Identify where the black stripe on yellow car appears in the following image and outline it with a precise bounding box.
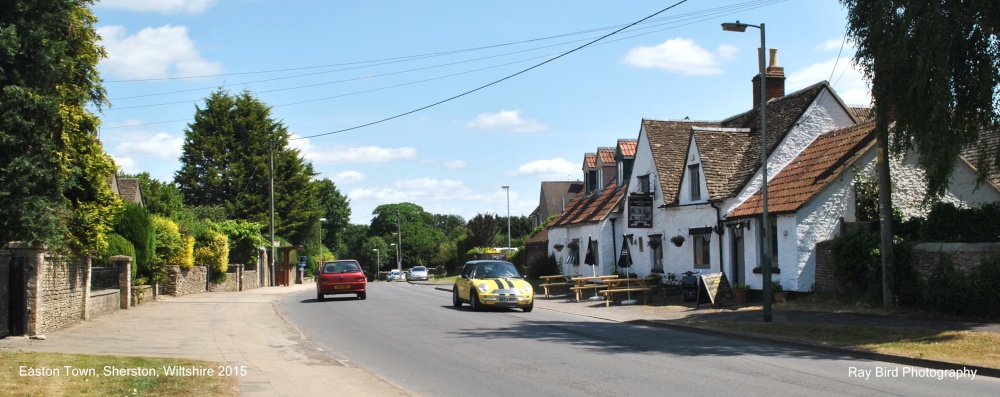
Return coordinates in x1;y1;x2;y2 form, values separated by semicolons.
493;279;504;289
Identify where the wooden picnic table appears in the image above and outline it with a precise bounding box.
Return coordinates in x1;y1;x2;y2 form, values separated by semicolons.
598;277;655;306
568;275;618;302
537;274;580;297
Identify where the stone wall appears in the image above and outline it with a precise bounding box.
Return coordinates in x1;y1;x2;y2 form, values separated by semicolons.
87;289;120;319
813;240;836;293
162;265;207;296
208;264;241;292
910;243;1000;277
36;253;89;334
132;285;153;305
813;241;1000;294
242;269;259;290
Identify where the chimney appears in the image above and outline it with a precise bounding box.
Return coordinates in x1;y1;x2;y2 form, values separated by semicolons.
751;48;785;108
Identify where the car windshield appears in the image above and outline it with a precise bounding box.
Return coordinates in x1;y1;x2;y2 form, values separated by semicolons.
412;266;426;272
324;262;359;273
473;263;521;279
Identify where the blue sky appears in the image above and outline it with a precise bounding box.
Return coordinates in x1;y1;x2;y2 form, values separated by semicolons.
92;0;869;225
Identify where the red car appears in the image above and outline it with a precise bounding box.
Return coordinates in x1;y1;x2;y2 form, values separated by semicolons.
316;260;367;300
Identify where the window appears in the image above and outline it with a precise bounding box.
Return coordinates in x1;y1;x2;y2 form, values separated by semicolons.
637;174;650;194
566;239;580;265
587;170;598;193
691;227;712;269
688;164;701;201
650;236;663;271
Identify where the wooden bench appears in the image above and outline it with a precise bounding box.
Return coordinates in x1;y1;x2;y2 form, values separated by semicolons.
569;284;608;302
598;287;652;307
539;282;574;297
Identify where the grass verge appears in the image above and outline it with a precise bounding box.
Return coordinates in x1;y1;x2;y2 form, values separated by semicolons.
678;319;1000;369
0;351;237;397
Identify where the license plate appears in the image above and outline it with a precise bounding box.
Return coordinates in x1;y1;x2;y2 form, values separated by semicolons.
334;285;350;289
499;297;516;303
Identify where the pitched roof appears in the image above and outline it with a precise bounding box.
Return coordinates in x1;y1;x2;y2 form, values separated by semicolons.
548;181;625;228
643;83;833;206
692;127;753;200
597;147;615;165
526;227;549;245
960;128;1000;189
850;106;873;122
537;181;584;221
728;121;877;218
617;139;637;159
583;153;596;170
117;178;143;205
718;82;830;198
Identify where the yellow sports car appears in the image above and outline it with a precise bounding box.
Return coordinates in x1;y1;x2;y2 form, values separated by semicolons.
452;260;533;312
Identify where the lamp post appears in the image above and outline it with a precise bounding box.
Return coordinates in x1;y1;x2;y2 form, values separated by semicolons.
316;218;327;264
501;185;511;251
396;210;402;271
372;248;379;280
390;243;399;273
722;20;773;323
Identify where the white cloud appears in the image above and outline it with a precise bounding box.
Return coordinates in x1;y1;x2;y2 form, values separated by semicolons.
508;158;577;178
816;38;851;52
98;25;223;80
291;136;417;165
349;178;474;203
110;131;184;160
442;160;468;169
97;0;217;15
788;57;871;107
331;170;366;184
466;110;547;133
622;38;735;76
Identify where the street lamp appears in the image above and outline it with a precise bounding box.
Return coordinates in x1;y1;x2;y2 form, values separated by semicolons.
372;248;379;280
316;218;327;264
390;243;400;273
502;185;510;251
722;20;773;323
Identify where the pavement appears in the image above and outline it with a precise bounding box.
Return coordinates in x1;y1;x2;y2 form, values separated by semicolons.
2;280;997;396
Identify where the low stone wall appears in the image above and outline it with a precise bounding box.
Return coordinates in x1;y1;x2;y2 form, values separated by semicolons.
242;269;259;290
162;265;207;296
87;289;120;319
132;285;153;306
209;264;241;292
814;241;1000;294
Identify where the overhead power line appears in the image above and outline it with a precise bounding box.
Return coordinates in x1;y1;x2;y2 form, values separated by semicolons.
293;0;691;140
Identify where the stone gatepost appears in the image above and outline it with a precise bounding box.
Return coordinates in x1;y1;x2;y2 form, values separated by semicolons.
111;255;132;309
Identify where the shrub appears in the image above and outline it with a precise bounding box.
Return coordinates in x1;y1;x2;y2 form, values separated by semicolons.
151;216;183;283
113;203;155;280
195;231;229;283
831;230;880;299
94;233;138;280
966;255;1000;321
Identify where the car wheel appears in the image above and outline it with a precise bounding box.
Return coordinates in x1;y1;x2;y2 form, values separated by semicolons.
357;292;366;300
470;291;480;311
522;301;533;313
452;288;462;307
316;291;325;301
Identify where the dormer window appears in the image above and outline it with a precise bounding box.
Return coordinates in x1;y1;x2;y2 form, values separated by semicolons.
637;174;650;195
688;164;702;201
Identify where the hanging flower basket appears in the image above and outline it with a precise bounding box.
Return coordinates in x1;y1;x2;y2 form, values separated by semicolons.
566;240;579;250
553;244;565;252
669;235;686;247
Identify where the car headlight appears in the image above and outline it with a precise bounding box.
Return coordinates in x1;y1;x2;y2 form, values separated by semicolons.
478;283;488;293
522;284;532;293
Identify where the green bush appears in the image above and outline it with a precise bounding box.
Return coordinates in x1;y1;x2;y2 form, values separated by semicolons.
113;203;155;280
966;255;1000;321
215;219;266;267
831;230;881;299
194;231;228;283
920;202;1000;243
151;216;184;283
94;233;138;281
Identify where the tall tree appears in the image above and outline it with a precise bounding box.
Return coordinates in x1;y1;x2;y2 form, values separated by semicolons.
0;0;121;254
316;178;351;256
842;0;1000;307
369;203;445;268
432;214;466;239
842;0;1000;198
174;88;321;245
466;213;498;248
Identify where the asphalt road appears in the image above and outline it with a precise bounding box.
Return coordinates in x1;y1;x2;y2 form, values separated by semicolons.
280;281;998;397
